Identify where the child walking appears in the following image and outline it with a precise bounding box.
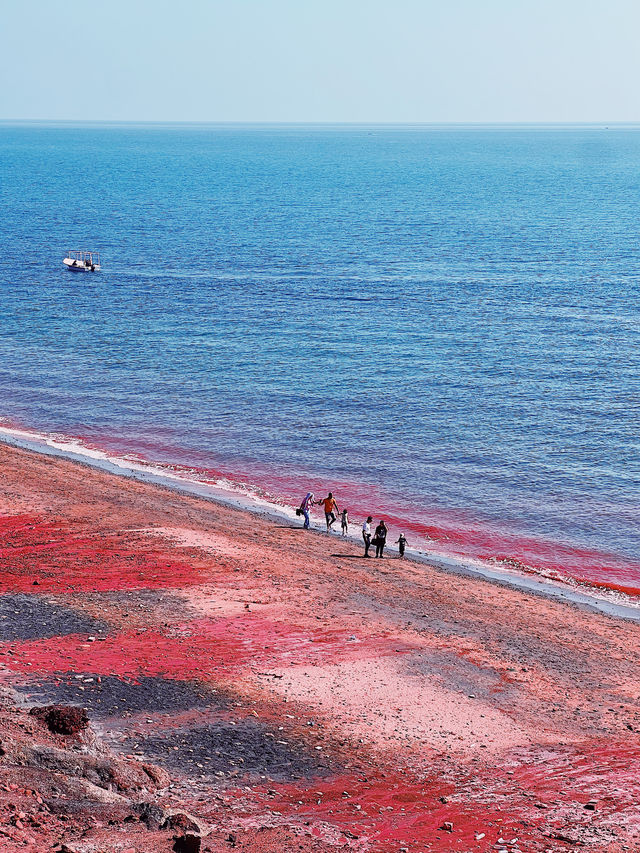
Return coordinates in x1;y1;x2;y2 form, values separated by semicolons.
395;533;407;558
340;508;349;535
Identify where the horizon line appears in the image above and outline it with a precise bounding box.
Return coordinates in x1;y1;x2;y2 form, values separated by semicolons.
1;119;639;128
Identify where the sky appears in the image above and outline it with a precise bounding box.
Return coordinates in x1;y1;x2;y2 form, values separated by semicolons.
1;0;639;123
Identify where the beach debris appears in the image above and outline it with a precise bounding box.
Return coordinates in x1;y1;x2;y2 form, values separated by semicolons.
439;820;453;832
29;705;88;736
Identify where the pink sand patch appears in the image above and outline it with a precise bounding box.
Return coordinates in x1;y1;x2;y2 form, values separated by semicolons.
143;526;254;562
255;656;534;759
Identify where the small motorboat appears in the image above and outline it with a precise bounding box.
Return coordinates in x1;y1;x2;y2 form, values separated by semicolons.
63;250;101;272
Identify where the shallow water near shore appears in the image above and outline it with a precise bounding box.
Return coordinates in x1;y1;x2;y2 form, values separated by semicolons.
1;122;639;594
3;424;640;624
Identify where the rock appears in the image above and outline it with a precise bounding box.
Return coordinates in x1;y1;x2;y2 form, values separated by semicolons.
439;821;453;832
142;763;171;788
552;830;581;844
173;834;201;853
584;800;597;810
30;705;88;735
19;742;164;795
162;810;208;834
135;801;165;829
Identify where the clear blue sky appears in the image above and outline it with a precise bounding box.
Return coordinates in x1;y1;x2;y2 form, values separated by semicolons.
2;0;639;122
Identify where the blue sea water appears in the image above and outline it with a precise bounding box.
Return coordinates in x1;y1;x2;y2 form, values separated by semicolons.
1;123;639;582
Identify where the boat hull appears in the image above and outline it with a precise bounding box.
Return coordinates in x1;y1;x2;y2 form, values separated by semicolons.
63;258;100;272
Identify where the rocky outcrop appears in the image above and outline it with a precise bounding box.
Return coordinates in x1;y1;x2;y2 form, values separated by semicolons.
29;705;89;735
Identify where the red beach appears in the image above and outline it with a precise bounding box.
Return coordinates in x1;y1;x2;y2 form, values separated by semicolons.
0;442;638;852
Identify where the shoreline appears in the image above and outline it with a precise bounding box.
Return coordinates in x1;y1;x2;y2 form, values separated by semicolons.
1;440;640;850
1;423;639;624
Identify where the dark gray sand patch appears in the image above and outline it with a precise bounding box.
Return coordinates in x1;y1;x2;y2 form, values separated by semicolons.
125;721;333;782
82;589;195;620
347;591;477;639
15;675;227;717
0;594;110;641
405;649;506;699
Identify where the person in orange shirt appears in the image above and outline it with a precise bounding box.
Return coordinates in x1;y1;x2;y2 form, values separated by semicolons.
316;492;339;532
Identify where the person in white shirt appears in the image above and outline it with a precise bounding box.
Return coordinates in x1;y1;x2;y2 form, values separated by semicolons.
362;516;373;557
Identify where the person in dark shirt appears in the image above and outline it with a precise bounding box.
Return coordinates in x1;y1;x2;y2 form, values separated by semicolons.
374;520;387;558
395;533;407;558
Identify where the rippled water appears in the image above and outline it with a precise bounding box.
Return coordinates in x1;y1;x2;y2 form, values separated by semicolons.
1;123;639;589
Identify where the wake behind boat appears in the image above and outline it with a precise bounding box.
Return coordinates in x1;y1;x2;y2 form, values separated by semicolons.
63;250;101;272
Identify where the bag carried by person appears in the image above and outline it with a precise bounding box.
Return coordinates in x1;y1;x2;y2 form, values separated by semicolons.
295;507;303;516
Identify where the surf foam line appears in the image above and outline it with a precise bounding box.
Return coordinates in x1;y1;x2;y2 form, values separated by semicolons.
1;422;639;624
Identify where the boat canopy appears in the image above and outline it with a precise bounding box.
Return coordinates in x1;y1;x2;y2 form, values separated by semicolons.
65;250;101;266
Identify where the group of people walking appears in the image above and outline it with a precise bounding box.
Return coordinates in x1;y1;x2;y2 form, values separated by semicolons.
297;492;407;559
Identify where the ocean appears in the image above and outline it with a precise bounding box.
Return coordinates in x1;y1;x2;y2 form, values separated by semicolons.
1;122;639;595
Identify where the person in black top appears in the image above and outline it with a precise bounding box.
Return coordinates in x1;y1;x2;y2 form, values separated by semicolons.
374;520;387;558
395;533;407;558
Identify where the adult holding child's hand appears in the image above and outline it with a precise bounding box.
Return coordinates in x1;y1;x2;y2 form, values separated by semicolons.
298;492;314;529
316;492;339;532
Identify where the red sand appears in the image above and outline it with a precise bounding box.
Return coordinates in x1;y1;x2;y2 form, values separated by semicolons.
1;442;640;852
18;414;640;596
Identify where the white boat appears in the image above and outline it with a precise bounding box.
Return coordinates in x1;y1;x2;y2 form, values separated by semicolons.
63;250;101;272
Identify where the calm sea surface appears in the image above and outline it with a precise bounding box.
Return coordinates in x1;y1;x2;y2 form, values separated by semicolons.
1;123;639;591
